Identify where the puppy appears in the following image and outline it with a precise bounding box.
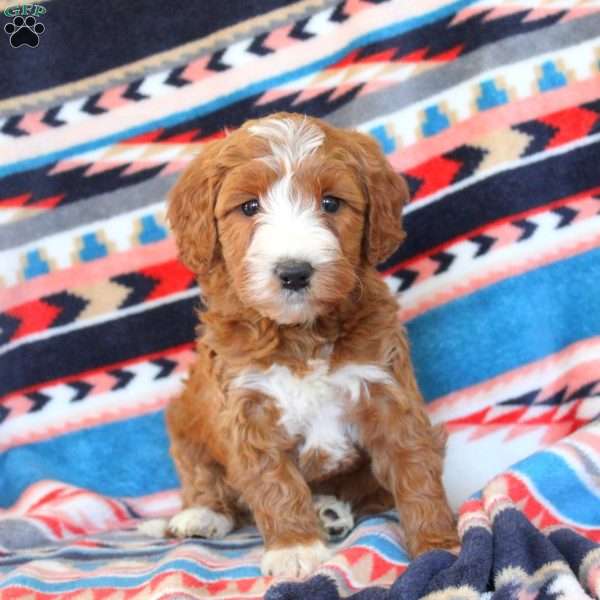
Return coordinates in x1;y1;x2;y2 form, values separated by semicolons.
165;112;458;578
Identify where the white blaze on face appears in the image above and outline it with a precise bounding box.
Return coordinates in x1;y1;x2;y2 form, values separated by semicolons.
248;116;325;174
245;118;341;323
248;174;339;269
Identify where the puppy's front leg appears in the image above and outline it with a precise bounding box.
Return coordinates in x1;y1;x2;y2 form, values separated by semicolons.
357;378;458;558
226;391;330;578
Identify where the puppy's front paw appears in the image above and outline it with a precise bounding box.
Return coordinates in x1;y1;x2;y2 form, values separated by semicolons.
261;540;331;578
313;495;354;540
137;518;169;538
167;507;233;539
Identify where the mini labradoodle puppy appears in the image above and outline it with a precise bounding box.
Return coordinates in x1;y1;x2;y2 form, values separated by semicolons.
165;112;458;577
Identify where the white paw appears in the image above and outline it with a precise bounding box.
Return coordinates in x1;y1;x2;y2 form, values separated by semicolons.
167;507;233;539
313;495;354;540
261;540;331;578
137;518;169;538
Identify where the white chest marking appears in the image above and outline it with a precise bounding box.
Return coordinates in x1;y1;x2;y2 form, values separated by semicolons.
233;361;392;469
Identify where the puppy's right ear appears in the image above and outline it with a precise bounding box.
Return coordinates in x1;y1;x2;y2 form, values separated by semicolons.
167;139;224;275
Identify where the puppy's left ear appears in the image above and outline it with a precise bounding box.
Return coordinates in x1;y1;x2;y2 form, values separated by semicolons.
349;131;409;265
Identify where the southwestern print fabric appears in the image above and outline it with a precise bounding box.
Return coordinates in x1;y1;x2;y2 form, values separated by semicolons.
1;0;599;598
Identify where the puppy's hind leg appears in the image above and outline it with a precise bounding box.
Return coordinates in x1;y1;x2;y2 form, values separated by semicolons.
313;495;354;541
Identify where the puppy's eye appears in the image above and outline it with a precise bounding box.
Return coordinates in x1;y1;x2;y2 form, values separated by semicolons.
321;196;341;213
241;199;260;217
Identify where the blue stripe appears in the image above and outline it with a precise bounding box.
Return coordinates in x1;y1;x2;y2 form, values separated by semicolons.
0;0;476;178
352;534;409;562
0;411;178;508
0;536;264;568
512;451;600;526
408;248;600;401
0;559;260;592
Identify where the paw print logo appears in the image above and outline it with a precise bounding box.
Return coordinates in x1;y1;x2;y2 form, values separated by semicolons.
4;15;45;48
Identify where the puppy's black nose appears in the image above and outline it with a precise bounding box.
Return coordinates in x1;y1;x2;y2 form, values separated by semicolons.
275;260;314;291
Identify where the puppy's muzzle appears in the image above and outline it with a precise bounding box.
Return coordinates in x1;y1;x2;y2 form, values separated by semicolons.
275;260;314;291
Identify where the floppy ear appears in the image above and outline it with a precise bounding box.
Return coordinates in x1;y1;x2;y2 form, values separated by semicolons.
349;131;409;265
167;140;224;275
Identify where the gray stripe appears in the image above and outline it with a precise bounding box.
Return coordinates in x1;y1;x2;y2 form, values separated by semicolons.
327;13;600;128
0;0;340;117
0;174;178;250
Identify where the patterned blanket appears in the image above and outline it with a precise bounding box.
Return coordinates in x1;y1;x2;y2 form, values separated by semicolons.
1;0;599;598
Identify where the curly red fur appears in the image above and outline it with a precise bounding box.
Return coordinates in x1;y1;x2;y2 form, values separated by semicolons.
166;113;458;572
